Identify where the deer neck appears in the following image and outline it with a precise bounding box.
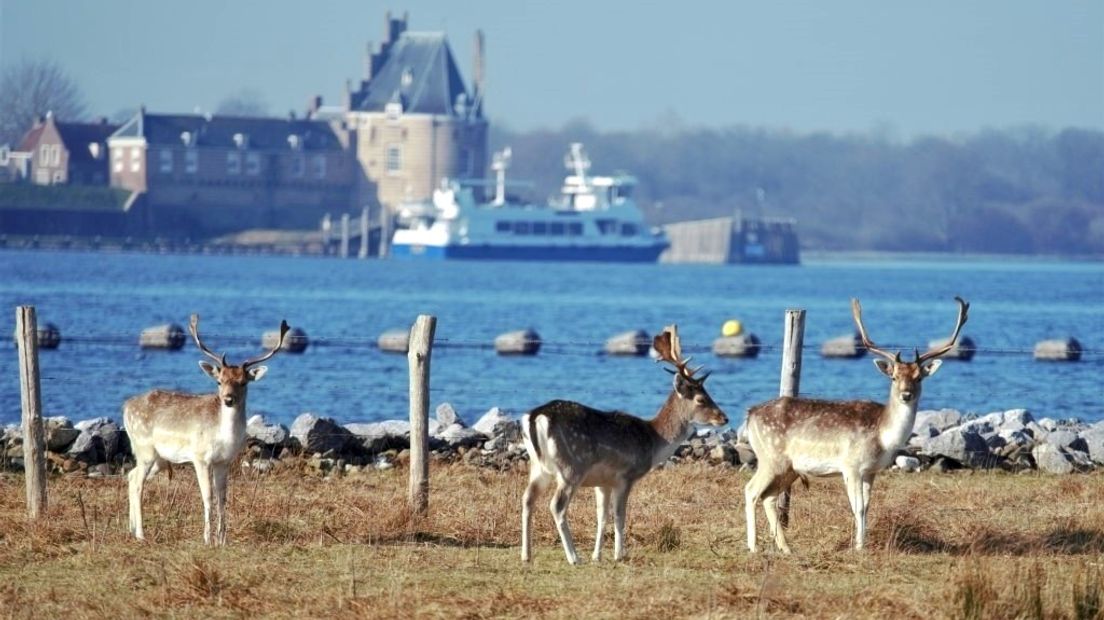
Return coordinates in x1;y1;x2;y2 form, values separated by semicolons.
648;392;695;467
217;394;248;446
880;386;920;451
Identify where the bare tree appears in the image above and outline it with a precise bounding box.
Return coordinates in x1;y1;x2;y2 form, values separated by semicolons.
215;89;270;117
0;58;88;146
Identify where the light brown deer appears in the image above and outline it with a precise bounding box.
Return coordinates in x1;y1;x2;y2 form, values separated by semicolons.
124;314;288;545
520;325;728;564
745;297;968;553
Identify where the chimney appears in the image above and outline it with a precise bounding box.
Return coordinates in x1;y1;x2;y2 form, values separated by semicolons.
473;30;485;101
306;95;323;118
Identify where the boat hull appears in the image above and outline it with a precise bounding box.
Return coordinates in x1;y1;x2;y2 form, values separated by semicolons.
391;242;666;262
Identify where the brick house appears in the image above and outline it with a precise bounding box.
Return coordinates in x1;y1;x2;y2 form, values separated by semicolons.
344;12;488;212
107;110;361;236
12;113;117;186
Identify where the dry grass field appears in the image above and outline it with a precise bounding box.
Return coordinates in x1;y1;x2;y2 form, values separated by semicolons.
1;462;1102;619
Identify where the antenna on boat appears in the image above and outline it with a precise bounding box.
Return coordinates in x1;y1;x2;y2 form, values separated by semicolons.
565;143;590;185
492;147;512;206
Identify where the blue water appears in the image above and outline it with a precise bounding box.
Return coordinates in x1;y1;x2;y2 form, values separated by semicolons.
0;250;1101;428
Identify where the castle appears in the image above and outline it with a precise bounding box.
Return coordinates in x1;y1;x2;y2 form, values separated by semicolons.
0;13;488;246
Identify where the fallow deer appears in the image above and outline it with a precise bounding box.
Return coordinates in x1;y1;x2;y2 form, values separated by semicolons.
520;325;728;564
744;296;968;553
124;314;289;545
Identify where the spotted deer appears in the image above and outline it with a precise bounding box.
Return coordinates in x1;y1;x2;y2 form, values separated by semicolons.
745;297;968;553
520;325;728;565
124;315;289;545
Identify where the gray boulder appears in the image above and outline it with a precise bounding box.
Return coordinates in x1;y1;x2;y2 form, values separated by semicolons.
1038;418;1059;432
913;409;964;435
67;420;123;464
1045;428;1087;452
1032;443;1076;474
1080;423;1104;464
436;403;465;427
473;407;518;440
75;417;112;432
895;455;921;472
436;423;484;448
918;428;989;466
246;415;289;447
290;413;354;454
45;416;81;452
345;421;411;453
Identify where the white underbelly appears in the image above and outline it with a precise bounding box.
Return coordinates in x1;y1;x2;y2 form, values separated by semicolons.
791;455;843;477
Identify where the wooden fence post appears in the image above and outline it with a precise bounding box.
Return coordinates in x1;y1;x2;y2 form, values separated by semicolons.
339;213;351;259
777;308;805;528
16;306;47;519
408;315;436;516
357;207;370;259
779;309;805;398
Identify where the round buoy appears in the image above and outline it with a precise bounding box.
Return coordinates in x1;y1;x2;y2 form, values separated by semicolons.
821;332;865;359
722;320;743;337
377;329;410;353
139;324;186;350
495;329;541;356
263;327;309;353
604;330;651;356
12;322;61;349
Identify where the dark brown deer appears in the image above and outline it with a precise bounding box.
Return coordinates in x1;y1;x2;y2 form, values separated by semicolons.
520;325;728;564
744;297;968;553
124;314;288;545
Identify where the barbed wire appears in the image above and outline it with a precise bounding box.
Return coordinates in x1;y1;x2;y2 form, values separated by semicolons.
26;333;1104;359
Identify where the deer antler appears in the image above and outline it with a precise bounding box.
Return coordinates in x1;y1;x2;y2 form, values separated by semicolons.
653;325;703;380
917;296;970;363
242;320;290;369
850;299;900;363
189;314;227;367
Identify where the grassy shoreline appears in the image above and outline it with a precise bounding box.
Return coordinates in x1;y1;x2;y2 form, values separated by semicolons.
1;463;1102;618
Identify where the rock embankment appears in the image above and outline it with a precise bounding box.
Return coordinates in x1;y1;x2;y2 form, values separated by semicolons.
2;406;1101;477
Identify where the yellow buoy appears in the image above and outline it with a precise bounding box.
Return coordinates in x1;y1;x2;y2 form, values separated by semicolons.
722;319;743;337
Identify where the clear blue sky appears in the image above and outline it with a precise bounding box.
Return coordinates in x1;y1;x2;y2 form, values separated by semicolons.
2;0;1101;136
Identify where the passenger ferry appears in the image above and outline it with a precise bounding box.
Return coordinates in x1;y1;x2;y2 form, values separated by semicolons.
390;144;669;262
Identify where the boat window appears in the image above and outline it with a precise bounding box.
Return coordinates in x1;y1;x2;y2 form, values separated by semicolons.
532;222;548;235
596;219;617;235
495;221;511;233
567;222;583;236
550;222;565;236
515;221;530;235
621;223;638;236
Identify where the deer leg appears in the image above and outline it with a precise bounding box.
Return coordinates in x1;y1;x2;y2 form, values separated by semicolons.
212;464;229;545
194;462;214;545
762;494;792;554
744;470;771;552
593;486;611;562
549;477;580;565
842;472;864;550
611;481;633;561
521;469;550;562
128;458;157;540
857;473;874;551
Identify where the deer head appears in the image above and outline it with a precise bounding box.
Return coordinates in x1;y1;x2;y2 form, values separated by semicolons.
852;297;969;405
190;314;290;408
653;325;728;426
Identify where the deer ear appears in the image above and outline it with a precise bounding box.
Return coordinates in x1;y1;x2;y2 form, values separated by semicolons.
673;373;694;399
921;359;943;377
198;361;220;381
248;366;268;382
872;359;894;378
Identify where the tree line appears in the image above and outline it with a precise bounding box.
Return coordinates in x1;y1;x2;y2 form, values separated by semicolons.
491;121;1104;256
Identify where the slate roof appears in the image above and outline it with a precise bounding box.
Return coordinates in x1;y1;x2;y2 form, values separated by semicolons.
111;112;344;151
55;122;119;163
350;32;474;116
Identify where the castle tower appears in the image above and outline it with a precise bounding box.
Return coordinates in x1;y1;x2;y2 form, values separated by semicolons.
346;14;488;213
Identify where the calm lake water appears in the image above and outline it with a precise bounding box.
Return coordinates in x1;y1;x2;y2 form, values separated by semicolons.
1;250;1101;428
